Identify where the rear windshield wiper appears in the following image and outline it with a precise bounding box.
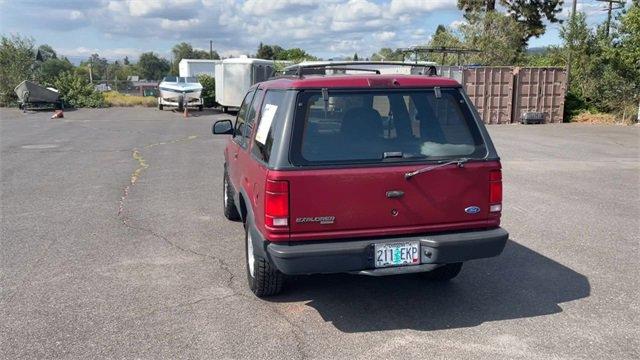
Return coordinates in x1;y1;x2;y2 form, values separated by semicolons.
383;152;428;160
405;158;470;179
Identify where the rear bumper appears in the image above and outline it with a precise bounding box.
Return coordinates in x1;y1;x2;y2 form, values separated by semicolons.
266;228;508;275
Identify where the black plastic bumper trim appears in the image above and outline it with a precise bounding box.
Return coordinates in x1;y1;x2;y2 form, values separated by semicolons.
267;227;508;275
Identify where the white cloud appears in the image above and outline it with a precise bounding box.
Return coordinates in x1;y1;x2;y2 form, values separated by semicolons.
374;31;396;42
333;0;382;22
160;18;201;30
389;0;457;15
241;0;318;16
126;0;197;16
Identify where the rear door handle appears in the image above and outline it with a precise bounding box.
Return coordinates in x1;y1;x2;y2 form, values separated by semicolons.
233;152;239;159
386;190;404;198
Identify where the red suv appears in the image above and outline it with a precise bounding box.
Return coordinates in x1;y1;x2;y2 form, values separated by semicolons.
212;63;508;297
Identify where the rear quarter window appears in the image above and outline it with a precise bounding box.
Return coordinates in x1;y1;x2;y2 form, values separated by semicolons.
252;90;287;163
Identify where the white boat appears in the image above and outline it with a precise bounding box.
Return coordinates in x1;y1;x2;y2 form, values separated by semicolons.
157;76;203;111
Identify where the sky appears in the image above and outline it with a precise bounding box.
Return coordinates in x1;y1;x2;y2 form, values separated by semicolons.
0;0;631;63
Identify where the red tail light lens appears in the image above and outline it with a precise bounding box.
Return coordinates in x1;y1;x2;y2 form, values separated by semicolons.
265;179;289;227
489;170;502;212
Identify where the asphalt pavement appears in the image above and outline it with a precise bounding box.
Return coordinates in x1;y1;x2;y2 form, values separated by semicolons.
1;107;638;359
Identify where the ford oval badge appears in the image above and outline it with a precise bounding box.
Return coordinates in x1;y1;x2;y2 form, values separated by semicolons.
465;206;481;214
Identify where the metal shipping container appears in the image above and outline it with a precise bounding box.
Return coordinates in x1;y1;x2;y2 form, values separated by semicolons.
463;67;515;124
513;67;567;123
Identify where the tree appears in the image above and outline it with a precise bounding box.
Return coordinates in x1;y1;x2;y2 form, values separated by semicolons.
353;53;359;61
457;0;563;46
138;52;170;80
616;2;639;78
556;4;639;119
37;44;57;61
171;42;210;74
459;11;527;65
80;53;108;80
192;49;210;59
425;25;465;65
256;42;275;59
38;58;74;85
370;48;404;61
123;56;130;65
0;35;36;104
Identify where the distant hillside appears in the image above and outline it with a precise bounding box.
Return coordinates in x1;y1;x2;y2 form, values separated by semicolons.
527;46;553;55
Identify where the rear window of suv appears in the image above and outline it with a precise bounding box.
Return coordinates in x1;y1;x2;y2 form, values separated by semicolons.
290;88;487;165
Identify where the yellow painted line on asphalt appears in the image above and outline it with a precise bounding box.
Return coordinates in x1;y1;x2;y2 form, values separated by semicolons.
118;135;198;217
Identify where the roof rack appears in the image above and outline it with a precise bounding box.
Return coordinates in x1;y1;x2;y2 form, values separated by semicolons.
278;61;438;79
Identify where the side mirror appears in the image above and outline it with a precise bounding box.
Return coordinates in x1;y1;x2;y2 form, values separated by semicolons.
212;119;234;135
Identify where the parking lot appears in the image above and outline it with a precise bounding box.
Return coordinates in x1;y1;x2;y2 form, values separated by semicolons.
1;107;638;359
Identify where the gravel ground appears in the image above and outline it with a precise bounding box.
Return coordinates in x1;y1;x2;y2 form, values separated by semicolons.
1;107;638;359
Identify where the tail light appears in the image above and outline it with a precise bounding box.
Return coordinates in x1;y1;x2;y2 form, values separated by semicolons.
265;179;289;227
489;170;502;213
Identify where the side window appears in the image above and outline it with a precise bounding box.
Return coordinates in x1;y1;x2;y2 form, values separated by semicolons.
252;90;286;163
244;89;264;145
234;89;256;145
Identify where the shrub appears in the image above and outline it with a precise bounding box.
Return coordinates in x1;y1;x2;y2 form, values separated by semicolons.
0;35;36;106
572;112;620;125
563;90;590;122
103;91;156;107
197;74;216;108
53;71;104;108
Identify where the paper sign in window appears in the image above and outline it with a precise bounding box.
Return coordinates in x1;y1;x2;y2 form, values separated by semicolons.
255;104;277;144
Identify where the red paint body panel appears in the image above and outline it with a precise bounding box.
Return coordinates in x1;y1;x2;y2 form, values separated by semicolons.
263;161;502;242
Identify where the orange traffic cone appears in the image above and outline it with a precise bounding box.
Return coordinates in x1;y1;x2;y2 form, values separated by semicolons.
51;110;64;119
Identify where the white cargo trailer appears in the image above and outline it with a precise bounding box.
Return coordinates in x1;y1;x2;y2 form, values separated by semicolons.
178;59;221;78
215;57;275;112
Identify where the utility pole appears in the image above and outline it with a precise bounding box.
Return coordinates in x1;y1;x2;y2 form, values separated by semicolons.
210;40;213;60
596;0;625;37
566;0;577;94
88;63;93;84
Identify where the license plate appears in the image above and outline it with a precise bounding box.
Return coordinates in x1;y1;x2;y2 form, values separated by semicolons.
374;241;420;268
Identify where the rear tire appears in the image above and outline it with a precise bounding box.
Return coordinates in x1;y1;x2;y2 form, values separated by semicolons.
245;220;284;297
158;102;163;110
198;105;203;111
421;263;463;281
223;166;241;221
